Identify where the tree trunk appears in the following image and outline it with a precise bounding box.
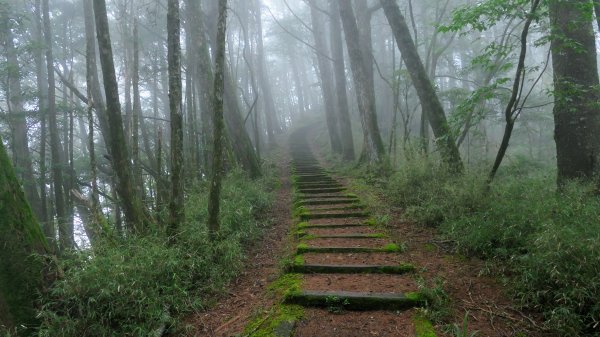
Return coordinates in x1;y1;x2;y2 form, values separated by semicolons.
93;0;150;233
380;0;463;171
208;0;228;238
339;0;386;165
0;137;48;333
167;0;184;239
549;0;600;184
253;0;278;146
308;0;343;155
43;0;72;250
0;6;43;221
330;0;355;161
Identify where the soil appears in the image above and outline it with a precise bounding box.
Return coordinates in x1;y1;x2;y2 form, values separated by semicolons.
303;252;406;266
301;274;418;293
184;149;293;337
294;308;416;337
304;237;389;248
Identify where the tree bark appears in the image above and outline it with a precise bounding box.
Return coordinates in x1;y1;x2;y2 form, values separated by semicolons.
93;0;150;233
339;0;386;165
208;0;228;239
0;137;48;332
549;0;600;184
329;0;355;161
43;0;72;250
167;0;184;239
309;0;343;155
380;0;463;171
254;0;278;146
0;4;43;221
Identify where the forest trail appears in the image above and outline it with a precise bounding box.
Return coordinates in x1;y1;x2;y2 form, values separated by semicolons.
284;128;432;336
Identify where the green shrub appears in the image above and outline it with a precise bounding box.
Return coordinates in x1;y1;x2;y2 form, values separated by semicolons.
381;156;600;335
38;169;274;336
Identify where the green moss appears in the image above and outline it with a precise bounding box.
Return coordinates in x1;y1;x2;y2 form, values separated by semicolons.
405;292;424;303
413;314;437;337
299;234;316;241
369;233;387;238
243;304;304;337
294;255;304;266
268;273;302;297
423;243;436;252
292;206;310;219
296;222;309;229
365;217;378;226
345;193;358;198
382;243;403;252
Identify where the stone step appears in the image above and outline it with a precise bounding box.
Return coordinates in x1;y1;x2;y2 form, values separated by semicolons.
296;199;360;206
299;194;357;200
305;205;366;212
296;183;343;189
300;233;383;239
298;223;369;229
286;263;415;274
297;244;401;254
298;187;346;194
300;212;369;220
284;290;423;311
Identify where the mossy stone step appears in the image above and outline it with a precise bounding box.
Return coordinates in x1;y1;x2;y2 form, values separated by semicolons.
296;183;343;189
284;290;423;311
305;205;366;212
299;194;357;200
296;199;360;206
297;223;368;229
297;244;401;254
301;233;384;239
286;263;415;274
300;212;369;220
298;187;345;194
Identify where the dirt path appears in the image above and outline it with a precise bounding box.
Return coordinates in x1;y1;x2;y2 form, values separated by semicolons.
185;148;293;336
189;129;550;336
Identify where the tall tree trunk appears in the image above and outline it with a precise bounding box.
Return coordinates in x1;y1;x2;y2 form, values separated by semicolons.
380;0;463;171
93;0;150;233
208;0;228;238
549;0;600;184
0;137;48;333
330;0;355;161
167;0;184;238
253;0;278;146
339;0;386;165
0;4;43;220
43;0;72;250
33;0;50;237
308;0;343;155
132;18;143;197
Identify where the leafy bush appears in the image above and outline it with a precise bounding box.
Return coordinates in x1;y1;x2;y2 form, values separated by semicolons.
383;157;600;336
37;169;274;336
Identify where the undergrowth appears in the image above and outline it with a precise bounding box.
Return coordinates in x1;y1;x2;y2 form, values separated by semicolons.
382;155;600;336
36;169;276;337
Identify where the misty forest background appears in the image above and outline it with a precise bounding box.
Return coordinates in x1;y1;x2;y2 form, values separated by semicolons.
1;0;599;336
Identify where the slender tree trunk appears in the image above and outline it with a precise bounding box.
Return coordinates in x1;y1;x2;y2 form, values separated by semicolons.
330;0;355;161
0;6;43;221
339;0;386;165
43;0;72;250
0;137;48;332
132;18;143;197
93;0;150;233
254;0;278;146
167;0;184;239
308;0;342;155
33;0;50;237
380;0;463;171
208;0;228;239
550;0;600;185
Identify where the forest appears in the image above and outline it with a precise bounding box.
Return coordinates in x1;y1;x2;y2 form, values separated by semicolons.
0;0;599;336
